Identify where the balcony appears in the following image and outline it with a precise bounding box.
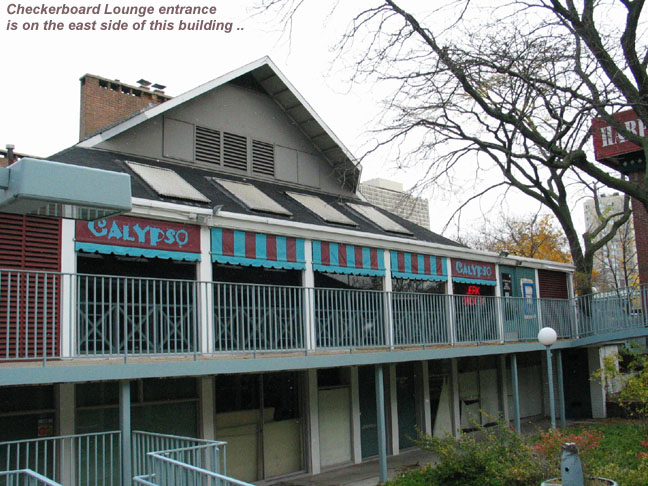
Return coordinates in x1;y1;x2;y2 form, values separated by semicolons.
1;268;646;365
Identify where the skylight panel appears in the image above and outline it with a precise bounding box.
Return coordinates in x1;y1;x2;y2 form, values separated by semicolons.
211;178;292;216
126;161;210;203
347;202;413;235
286;192;357;226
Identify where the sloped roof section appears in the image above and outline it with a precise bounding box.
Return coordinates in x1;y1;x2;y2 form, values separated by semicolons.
77;56;361;191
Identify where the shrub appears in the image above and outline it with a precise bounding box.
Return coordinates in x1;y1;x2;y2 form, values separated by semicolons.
533;428;601;471
388;422;548;486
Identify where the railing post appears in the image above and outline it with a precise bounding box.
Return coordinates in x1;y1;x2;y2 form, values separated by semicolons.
447;274;456;346
303;240;316;351
494;269;504;343
60;219;76;359
383;251;394;349
198;227;214;355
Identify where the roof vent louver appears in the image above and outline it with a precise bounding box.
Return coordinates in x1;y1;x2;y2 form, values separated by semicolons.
252;140;274;176
195;126;221;165
223;132;248;172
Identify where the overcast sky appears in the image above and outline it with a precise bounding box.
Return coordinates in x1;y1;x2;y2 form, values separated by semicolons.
0;0;575;236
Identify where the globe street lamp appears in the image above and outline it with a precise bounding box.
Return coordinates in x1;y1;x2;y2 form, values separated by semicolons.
538;327;558;429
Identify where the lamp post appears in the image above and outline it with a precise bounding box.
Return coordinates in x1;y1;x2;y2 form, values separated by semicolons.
538;327;558;429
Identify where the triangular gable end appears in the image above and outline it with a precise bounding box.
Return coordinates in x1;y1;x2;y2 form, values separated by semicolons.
78;57;361;192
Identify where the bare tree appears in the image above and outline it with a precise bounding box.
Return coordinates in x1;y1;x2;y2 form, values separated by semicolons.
258;0;643;293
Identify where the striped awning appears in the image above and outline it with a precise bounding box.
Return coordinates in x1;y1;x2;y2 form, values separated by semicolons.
312;241;385;276
211;228;305;270
75;242;201;262
390;251;448;281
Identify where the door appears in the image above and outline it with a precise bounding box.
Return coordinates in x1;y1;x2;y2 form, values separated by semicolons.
358;366;378;458
396;362;419;449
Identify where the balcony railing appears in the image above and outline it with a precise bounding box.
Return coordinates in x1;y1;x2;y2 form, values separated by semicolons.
0;470;63;486
1;269;647;362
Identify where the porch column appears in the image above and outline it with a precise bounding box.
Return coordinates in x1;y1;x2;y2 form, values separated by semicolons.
510;354;521;434
198;226;213;355
556;350;567;428
303;240;316;351
375;364;388;484
199;377;215;440
447;274;456;346
389;364;399;455
498;355;510;422
588;347;607;418
307;369;321;474
56;383;75;485
119;381;132;486
421;361;432;436
350;366;362;464
450;359;460;437
60;219;76;358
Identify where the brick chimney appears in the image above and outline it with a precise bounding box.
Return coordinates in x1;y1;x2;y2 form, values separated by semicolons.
79;74;172;141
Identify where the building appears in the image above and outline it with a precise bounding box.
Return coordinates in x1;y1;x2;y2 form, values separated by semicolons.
583;193;639;290
359;178;430;229
1;57;646;486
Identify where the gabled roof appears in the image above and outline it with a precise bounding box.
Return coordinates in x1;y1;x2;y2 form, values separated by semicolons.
77;56;362;190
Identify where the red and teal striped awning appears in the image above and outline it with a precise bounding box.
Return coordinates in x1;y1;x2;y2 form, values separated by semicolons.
211;228;305;270
312;240;385;276
390;251;448;281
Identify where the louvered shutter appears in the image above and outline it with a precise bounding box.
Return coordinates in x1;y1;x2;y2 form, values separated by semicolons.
195;126;221;165
537;270;569;299
223;132;248;171
252;140;274;176
0;213;61;359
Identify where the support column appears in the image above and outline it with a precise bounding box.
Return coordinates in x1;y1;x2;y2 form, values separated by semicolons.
198;226;213;355
350;366;362;464
421;361;432;436
556;350;566;428
498;355;510;422
546;347;556;429
60;219;76;358
56;383;75;485
307;369;321;474
447;274;456;346
199;377;215;440
119;381;132;486
375;365;388;484
588;347;607;418
389;364;399;455
450;359;461;437
303;240;316;351
510;354;521;434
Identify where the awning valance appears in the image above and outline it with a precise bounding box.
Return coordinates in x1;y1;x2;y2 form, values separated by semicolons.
312;241;385;276
390;251;448;281
75;216;201;262
211;228;305;270
75;242;201;262
451;258;497;286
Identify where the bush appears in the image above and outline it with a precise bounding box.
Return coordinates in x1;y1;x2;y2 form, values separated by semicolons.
388;422;548;486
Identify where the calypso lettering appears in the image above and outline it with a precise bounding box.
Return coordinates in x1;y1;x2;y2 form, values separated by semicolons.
454;261;493;279
87;219;189;247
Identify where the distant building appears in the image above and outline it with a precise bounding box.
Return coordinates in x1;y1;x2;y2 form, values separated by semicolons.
583;193;639;289
359;178;430;229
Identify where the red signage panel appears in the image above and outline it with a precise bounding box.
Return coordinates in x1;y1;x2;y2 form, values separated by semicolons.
451;258;496;281
76;216;201;253
592;110;645;161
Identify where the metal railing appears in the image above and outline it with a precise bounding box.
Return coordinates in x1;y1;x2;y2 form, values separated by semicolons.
313;288;386;348
132;432;226;479
0;469;63;486
2;268;648;362
0;432;120;486
212;282;304;353
76;275;199;358
133;443;252;486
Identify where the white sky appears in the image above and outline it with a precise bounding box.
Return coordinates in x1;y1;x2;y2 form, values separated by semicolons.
0;0;582;236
